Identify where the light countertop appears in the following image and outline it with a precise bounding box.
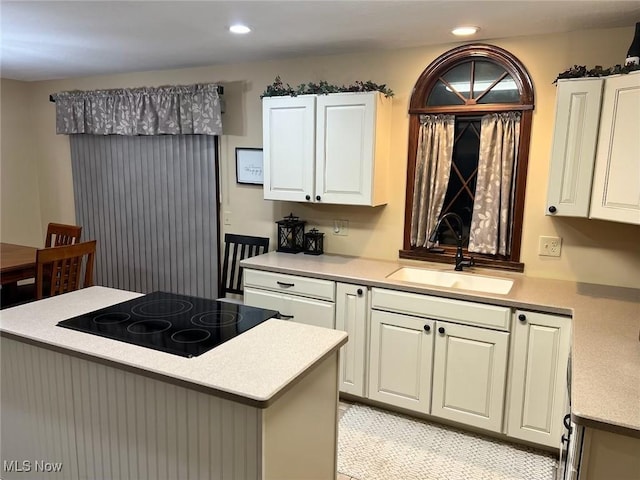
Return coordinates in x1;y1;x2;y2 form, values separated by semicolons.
241;252;640;437
0;286;347;408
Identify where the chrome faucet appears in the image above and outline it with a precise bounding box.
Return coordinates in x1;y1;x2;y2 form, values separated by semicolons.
428;212;475;271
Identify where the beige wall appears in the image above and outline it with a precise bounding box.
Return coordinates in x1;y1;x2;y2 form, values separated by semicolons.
0;79;43;246
2;26;639;287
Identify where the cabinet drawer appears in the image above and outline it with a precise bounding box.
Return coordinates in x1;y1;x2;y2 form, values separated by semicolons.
245;287;335;329
244;270;335;301
371;288;510;331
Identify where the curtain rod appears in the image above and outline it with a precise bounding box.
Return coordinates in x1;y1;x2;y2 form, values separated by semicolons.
49;85;224;102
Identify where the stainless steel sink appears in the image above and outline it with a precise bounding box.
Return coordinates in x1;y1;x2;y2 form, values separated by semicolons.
386;267;514;295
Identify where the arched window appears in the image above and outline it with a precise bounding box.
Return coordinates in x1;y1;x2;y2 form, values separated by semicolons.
401;44;534;271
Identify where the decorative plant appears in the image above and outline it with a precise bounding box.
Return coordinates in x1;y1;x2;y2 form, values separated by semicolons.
554;63;640;83
261;76;394;98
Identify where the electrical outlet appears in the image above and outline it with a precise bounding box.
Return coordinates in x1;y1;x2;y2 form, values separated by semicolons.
538;236;562;257
223;211;231;226
333;219;349;236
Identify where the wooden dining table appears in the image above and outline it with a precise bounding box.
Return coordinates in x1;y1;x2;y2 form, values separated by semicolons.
1;242;38;286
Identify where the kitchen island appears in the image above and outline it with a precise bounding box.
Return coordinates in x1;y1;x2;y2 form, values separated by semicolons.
0;287;347;480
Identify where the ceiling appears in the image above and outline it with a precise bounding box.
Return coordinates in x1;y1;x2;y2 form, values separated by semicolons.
2;1;639;82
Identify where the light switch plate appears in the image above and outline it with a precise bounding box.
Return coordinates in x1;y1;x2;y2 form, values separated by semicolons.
538;236;562;257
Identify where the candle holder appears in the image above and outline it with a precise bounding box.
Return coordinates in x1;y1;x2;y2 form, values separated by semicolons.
304;228;324;255
276;213;306;253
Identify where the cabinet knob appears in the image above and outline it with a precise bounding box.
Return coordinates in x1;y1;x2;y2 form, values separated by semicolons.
305;194;311;201
423;324;431;333
548;206;557;214
518;314;526;322
316;195;321;201
357;288;363;296
438;326;445;334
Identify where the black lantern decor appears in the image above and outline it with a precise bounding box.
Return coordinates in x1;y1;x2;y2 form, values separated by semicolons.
276;213;306;253
304;228;324;255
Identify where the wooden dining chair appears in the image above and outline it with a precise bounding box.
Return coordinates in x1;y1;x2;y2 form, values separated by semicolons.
45;222;82;247
219;234;269;300
35;240;96;300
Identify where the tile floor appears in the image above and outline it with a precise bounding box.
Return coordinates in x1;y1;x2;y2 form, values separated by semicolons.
337;401;359;480
336;400;555;480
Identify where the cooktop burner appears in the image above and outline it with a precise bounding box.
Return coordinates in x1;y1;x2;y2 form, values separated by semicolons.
57;291;279;358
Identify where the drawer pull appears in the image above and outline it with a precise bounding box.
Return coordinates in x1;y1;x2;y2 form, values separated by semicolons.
277;281;295;288
279;314;294;320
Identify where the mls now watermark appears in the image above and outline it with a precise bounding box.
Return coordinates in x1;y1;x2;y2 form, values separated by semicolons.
3;460;63;473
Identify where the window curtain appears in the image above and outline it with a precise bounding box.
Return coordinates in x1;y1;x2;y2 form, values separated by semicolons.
410;114;455;247
52;84;222;136
468;112;521;255
69;134;219;298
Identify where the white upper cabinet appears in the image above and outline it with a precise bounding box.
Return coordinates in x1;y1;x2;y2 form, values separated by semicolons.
589;72;640;224
262;95;316;202
546;72;640;224
262;92;391;206
546;78;604;217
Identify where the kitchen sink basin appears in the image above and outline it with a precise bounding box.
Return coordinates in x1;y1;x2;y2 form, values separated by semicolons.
386;267;514;295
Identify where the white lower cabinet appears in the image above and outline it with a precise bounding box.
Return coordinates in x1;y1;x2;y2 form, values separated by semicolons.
367;287;511;433
335;283;368;396
507;310;571;448
243;269;336;329
242;270;572;448
244;287;335;329
368;310;434;412
431;321;509;433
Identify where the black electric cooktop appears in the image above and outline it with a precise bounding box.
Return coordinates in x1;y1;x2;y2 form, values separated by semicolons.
57;291;279;358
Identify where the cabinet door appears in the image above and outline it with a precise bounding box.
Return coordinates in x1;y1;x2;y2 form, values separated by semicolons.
262;95;316;201
507;311;570;448
547;78;604;217
432;322;509;433
590;72;640;224
335;283;368;396
368;310;433;412
244;287;335;329
315;92;389;206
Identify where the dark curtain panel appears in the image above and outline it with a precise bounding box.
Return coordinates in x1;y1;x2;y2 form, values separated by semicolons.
70;134;219;298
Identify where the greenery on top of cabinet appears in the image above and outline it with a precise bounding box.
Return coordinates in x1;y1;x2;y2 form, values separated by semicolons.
261;76;394;98
554;63;640;83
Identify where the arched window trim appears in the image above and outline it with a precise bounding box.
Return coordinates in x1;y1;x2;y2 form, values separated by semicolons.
400;44;535;272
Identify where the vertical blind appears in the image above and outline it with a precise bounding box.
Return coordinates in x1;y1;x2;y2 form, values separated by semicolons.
70;134;218;298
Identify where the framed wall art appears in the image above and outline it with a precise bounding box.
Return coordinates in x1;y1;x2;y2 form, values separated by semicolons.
235;147;264;185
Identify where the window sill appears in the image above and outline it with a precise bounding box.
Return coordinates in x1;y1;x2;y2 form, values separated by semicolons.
399;248;525;273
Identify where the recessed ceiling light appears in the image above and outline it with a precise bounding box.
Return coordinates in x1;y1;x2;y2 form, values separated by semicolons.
451;26;479;36
229;24;251;34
